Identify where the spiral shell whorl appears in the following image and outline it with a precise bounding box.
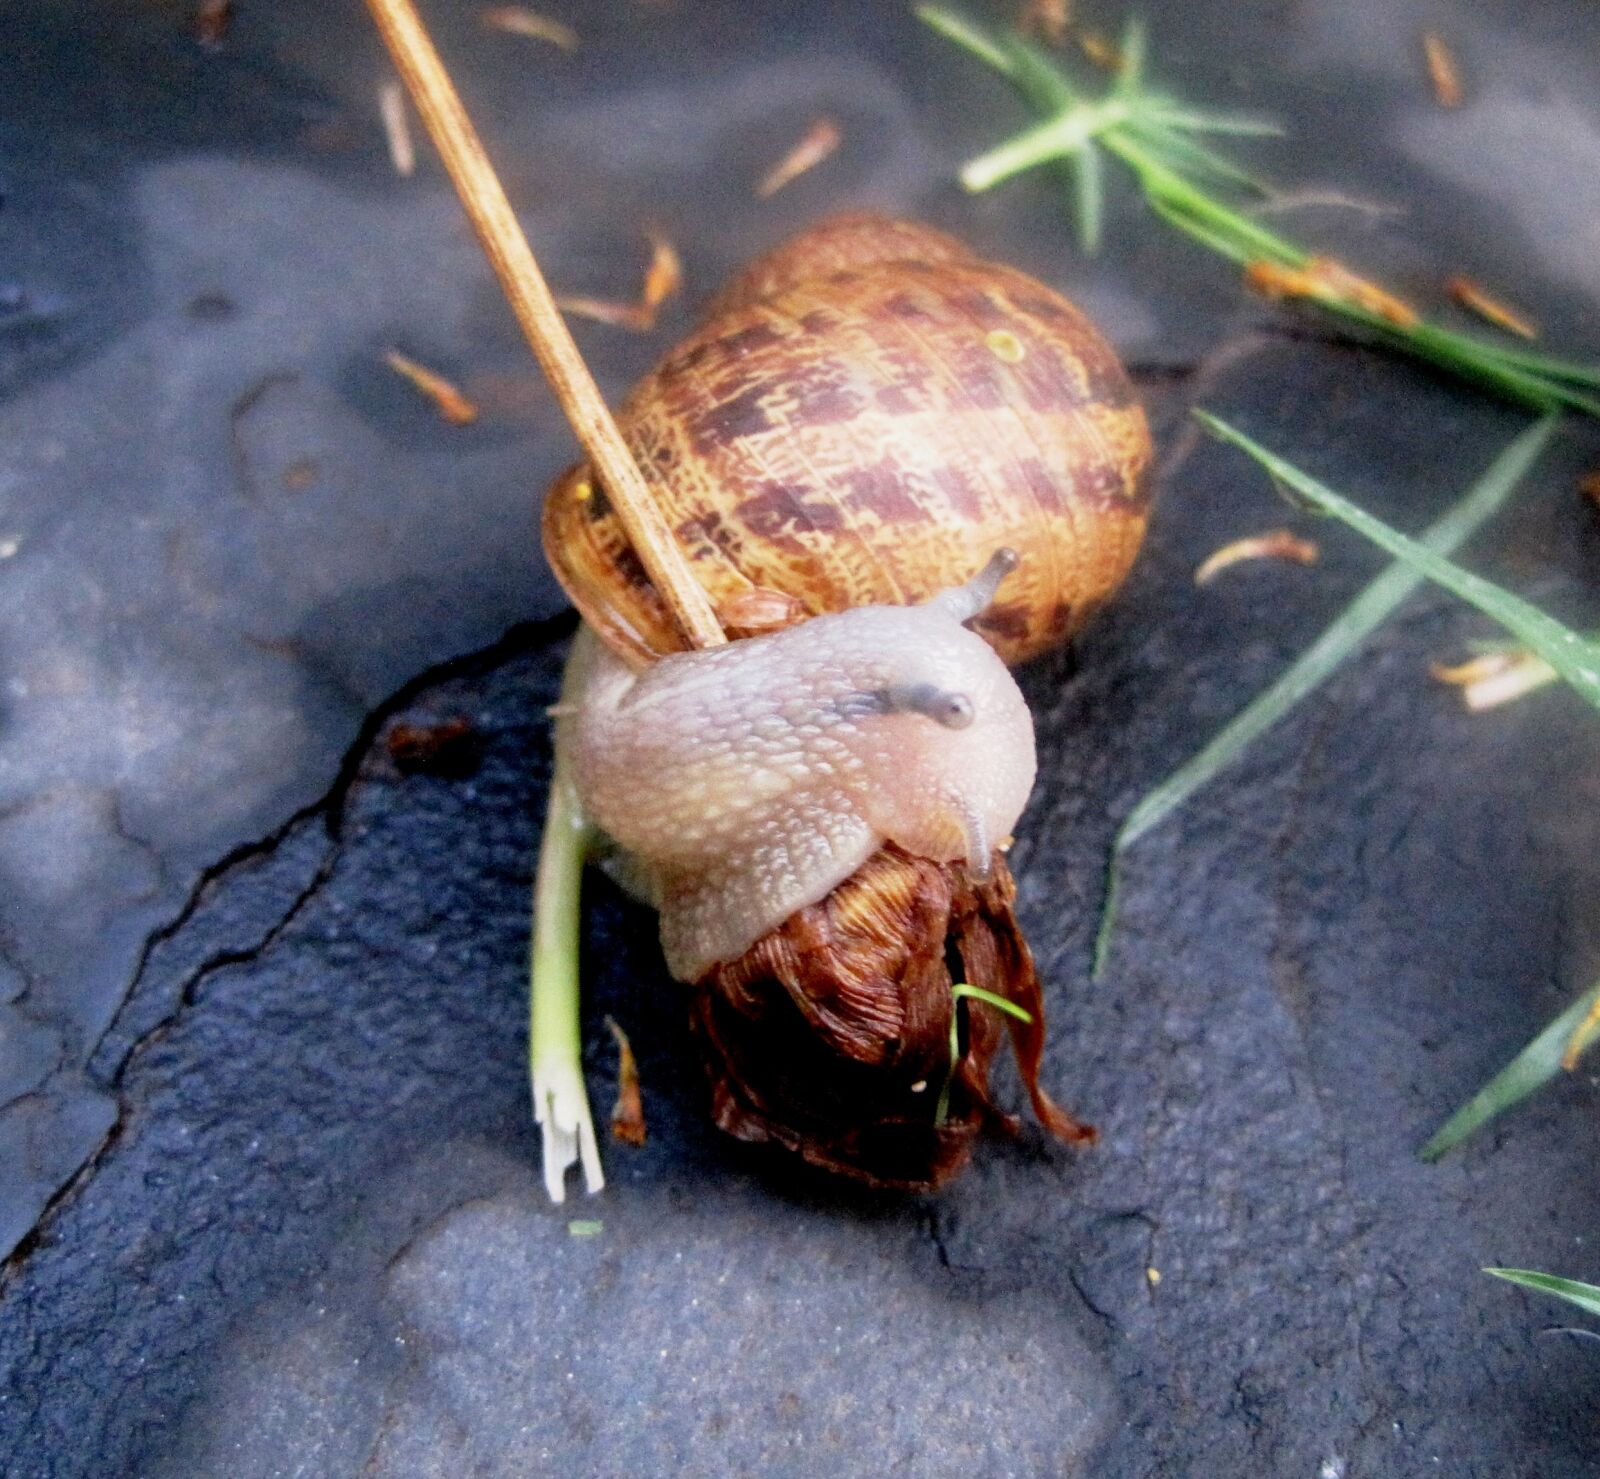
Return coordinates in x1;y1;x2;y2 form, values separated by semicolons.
543;214;1152;668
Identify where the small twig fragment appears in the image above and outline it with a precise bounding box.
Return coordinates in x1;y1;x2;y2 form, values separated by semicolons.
1195;529;1319;585
481;5;579;49
1422;32;1464;108
193;0;233;45
605;1015;647;1146
378;80;416;177
757;117;842;199
386;716;481;774
1446;275;1537;340
1581;472;1600;512
383;349;480;424
1245;256;1419;329
557;232;683;332
1017;0;1071;47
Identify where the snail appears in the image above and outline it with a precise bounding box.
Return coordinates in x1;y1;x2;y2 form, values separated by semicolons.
538;213;1152;1193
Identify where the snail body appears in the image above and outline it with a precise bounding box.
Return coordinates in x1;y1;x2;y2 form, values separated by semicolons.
545;214;1152;670
574;552;1034;981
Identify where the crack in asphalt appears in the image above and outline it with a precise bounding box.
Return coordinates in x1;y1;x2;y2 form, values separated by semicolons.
0;613;573;1289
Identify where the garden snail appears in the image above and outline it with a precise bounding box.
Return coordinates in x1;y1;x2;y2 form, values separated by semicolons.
542;213;1152;1190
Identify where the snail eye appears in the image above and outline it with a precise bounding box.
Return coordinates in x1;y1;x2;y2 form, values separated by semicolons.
879;682;976;730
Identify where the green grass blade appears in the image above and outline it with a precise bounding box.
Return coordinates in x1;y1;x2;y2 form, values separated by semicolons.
1092;415;1557;978
1420;978;1600;1159
1198;413;1600;710
1072;138;1105;252
1485;1268;1600;1319
915;4;1017;75
1478;343;1600;389
1127;121;1275;194
952;982;1035;1022
1136;102;1285;137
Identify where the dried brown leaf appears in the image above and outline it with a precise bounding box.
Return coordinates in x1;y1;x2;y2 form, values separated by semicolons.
1423;32;1464;108
1195;530;1320;585
1446;275;1537;340
383;350;480;425
640;232;683;315
1077;30;1122;70
481;6;579;50
757;117;842;199
606;1016;647;1146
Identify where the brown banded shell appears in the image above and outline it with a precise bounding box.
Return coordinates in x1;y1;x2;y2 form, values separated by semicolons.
543;212;1153;666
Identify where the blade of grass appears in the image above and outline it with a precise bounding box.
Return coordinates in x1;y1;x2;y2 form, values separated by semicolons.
1485;1268;1600;1319
920;7;1600;418
1197;413;1600;709
1420;978;1600;1159
936;983;1034;1122
1092;414;1556;977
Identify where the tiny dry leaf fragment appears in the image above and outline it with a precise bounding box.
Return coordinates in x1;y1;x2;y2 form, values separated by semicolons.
757;117;842;199
386;716;481;775
1246;257;1419;329
1430;648;1558;712
1076;29;1123;70
1582;472;1600;511
1017;0;1071;47
383;349;480;425
605;1015;647;1147
1447;275;1537;340
640;232;683;316
1562;994;1600;1072
557;232;683;333
481;6;579;49
1422;32;1464;108
193;0;233;45
1195;529;1319;585
378;80;415;177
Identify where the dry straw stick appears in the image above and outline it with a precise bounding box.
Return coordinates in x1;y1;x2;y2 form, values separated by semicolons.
363;0;726;650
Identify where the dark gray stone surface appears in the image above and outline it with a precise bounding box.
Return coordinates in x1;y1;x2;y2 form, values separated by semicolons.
3;0;1600;1474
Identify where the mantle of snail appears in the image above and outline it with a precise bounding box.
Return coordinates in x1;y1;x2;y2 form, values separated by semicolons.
5;0;1600;1475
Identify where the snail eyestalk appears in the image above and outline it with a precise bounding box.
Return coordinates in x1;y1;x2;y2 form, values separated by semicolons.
930;547;1019;625
529;639;603;1202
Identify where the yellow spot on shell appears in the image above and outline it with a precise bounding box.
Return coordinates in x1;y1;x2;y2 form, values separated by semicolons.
985;329;1026;364
573;481;592;502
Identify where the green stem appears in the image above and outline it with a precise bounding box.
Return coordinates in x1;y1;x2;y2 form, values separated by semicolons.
530;632;602;1202
960;99;1129;191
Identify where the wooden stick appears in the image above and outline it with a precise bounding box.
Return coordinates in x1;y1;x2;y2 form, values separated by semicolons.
364;0;726;650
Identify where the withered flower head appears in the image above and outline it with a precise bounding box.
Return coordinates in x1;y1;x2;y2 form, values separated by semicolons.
690;845;1094;1191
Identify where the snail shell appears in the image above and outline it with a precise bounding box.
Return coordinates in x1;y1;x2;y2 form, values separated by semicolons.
544;213;1152;669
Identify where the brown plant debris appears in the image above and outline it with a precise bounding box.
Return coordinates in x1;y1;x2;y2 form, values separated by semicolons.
378;80;416;177
557;233;683;332
606;1016;648;1146
1017;0;1071;47
385;716;481;775
1195;529;1319;585
1422;31;1464;108
1245;256;1419;329
383;350;480;424
1077;30;1123;71
1446;275;1537;340
480;6;579;49
691;845;1093;1191
1581;471;1600;510
193;0;233;45
1562;995;1600;1072
1430;649;1557;712
756;117;842;199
